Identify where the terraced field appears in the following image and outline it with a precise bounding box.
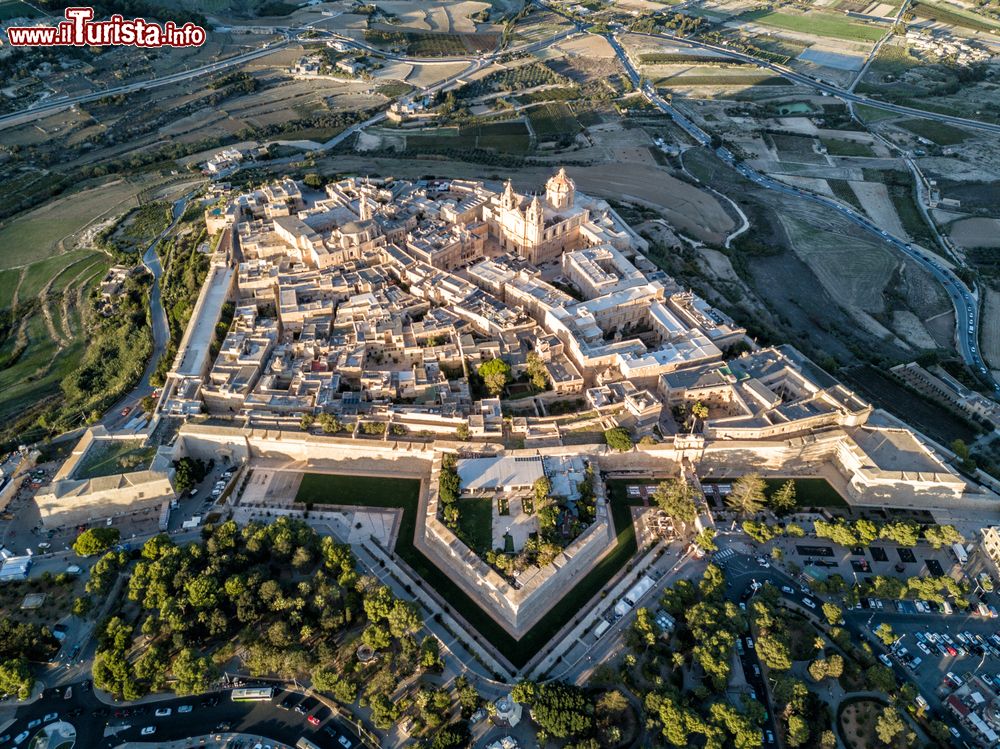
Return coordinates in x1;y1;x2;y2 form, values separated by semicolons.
0;248;113;440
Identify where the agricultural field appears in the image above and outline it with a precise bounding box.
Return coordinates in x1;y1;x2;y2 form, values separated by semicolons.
910;0;1000;31
740;9;886;41
896;118;970;145
0;248;114;440
0;179;165;271
527;102;581;140
403;120;533;154
821;138;877;157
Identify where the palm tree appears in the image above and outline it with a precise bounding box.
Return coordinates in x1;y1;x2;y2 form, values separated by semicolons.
725;472;767;516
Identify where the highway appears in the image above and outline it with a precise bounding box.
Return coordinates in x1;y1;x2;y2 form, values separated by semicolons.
626;29;1000;136
602;31;998;393
0;42;291;131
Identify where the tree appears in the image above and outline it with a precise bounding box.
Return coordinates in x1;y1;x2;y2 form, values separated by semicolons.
477;358;511;396
725;473;766;516
821;601;842;626
875;706;904;744
387;600;422;639
865;664;896;693
533;476;552;505
603;427;633;452
526;352;549;391
690;401;709;422
171;648;215;695
73;527;120;557
300;412;315;431
317;413;342;434
874;622;895;646
652;479;696;524
769;480;796;514
0;658;33;700
694;528;717;552
756;633;792;671
455;422;470;441
924;524;964;549
629;608;657;650
522;682;592;739
172;456;206;494
429;723;471;749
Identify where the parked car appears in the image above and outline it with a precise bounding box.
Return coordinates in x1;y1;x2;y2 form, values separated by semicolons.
141;726;156;736
154;707;171;717
177;705;192;714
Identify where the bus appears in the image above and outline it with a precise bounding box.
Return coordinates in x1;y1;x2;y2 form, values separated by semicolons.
296;739;321;749
230;687;274;702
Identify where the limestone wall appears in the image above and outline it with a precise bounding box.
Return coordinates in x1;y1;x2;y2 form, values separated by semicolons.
418;449;616;638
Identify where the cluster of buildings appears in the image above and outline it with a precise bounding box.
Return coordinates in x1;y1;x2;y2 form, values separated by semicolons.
944;674;1000;747
167;169;751;435
902;30;990;67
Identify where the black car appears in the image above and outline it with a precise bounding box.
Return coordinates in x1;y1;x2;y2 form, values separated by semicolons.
278;693;302;711
295;696;318;715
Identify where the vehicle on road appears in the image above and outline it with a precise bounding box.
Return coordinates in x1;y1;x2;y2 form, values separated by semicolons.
178;705;192;713
307;715;321;727
42;712;57;722
141;726;156;736
802;597;816;609
120;407;131;417
232;687;274;701
154;707;171;717
13;731;28;745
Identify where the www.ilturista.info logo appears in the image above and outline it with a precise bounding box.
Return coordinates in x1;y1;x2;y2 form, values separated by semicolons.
4;7;206;47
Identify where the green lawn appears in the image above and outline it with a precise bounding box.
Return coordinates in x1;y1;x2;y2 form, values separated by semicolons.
897;118;970;145
456;498;493;556
701;477;848;509
742;9;885;41
296;472;639;669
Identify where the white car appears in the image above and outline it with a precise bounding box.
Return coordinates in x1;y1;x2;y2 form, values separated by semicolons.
338;736;353;749
802;597;816;609
43;713;57;722
154;707;172;717
177;705;192;713
141;727;156;736
13;731;28;745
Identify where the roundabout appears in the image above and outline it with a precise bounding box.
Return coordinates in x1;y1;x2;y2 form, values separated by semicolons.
27;721;76;749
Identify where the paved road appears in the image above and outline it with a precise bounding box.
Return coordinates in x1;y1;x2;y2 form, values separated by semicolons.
0;43;290;131
598;31;998;394
100;194;194;431
0;681;358;749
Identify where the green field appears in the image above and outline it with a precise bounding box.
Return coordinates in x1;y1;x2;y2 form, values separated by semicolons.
405;121;532;155
0;180;155;271
654;73;790;87
821;138;877;157
898;118;970;145
701;477;849;508
0;247;114;445
456;498;493;556
296;472;639;669
742;9;885;41
527;102;580;139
